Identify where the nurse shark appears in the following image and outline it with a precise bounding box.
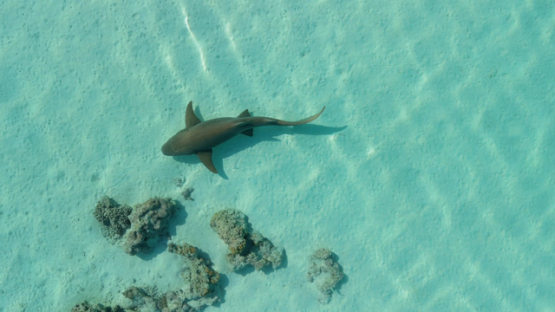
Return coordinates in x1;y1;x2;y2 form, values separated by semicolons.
161;101;325;173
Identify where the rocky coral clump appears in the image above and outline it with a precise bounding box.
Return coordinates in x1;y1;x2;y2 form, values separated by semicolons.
72;241;223;312
124;197;178;255
71;300;128;312
93;196;132;241
121;285;215;312
168;243;221;300
210;209;248;255
121;286;167;311
307;248;344;304
119;243;221;312
93;196;179;255
210;209;284;271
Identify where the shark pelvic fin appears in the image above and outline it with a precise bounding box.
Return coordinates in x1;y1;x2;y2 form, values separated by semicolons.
241;128;254;136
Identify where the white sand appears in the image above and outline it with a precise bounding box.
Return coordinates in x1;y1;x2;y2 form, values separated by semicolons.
1;0;554;311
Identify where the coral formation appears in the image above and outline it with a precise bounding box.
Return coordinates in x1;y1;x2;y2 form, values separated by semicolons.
93;196;178;255
88;197;347;309
121;283;218;312
210;209;284;271
307;248;344;304
71;300;127;312
210;209;248;255
121;287;162;311
180;188;194;201
168;243;220;299
124;197;178;255
174;178;184;188
73;242;222;312
93;196;132;241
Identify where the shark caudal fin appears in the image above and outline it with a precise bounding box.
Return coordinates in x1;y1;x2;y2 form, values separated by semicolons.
276;107;325;126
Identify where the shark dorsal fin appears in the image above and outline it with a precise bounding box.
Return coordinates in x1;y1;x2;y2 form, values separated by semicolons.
237;109;250;118
185;101;202;129
196;150;217;173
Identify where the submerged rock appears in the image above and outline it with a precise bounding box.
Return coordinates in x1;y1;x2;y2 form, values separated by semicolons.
120;243;221;312
93;196;132;241
71;300;128;312
210;209;284;271
74;242;223;312
168;243;221;297
210;209;248;255
93;197;178;255
307;248;344;304
124;197;178;255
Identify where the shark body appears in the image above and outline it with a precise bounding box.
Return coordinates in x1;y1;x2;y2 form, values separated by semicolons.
161;101;325;173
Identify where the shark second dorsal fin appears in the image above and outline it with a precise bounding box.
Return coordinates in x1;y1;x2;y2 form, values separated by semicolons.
238;109;252;136
185;101;202;129
237;109;250;118
196;150;218;173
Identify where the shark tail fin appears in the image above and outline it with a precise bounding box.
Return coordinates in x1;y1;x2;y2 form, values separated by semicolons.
276;107;325;126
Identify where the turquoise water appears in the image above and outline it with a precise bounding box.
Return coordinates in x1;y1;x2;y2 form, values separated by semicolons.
1;0;554;311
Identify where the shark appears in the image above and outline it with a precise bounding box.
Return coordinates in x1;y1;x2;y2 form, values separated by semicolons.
161;101;325;173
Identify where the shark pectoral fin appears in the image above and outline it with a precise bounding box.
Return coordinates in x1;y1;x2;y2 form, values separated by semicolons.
197;150;218;173
185;101;202;129
237;109;251;118
241;129;253;136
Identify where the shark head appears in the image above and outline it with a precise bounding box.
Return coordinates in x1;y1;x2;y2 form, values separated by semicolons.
161;129;194;156
161;140;176;156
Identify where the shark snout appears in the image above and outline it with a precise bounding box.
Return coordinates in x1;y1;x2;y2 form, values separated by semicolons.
161;141;175;156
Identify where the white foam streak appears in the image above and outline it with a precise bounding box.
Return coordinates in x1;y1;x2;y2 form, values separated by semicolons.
181;7;207;73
